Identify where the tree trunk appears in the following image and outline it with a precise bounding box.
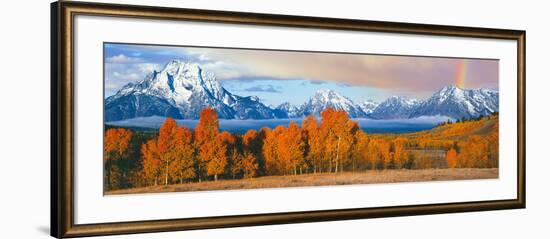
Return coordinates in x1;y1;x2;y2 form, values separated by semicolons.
214;174;218;181
165;161;169;185
198;164;202;182
335;136;341;173
106;161;111;191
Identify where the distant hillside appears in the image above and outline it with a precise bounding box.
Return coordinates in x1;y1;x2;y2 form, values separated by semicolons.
410;113;498;140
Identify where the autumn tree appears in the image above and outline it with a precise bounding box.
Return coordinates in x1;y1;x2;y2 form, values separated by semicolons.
351;131;371;171
367;138;391;170
229;149;243;179
104;128;133;190
487;123;499;168
226;134;244;179
242;129;264;175
241;152;259;178
262;126;285;175
157;118;181;185
195;108;219;181
278;122;305;175
141;139;161;186
302;116;323;173
217;131;239;179
206;133;229;181
392;137;409;169
169;127;195;184
320;108;358;173
457;135;490;168
446;148;458;168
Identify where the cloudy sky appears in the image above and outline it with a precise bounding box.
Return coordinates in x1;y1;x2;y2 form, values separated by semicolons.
104;43;498;106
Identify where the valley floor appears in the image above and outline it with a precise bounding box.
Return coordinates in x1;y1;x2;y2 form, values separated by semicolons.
106;168;498;195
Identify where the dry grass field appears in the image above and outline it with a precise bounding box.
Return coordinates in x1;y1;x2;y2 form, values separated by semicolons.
106;168;498;195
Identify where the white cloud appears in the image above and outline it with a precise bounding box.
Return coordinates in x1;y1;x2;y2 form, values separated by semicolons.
106;54;144;63
113;71;141;81
201;60;251;79
105;62;161;96
135;63;161;74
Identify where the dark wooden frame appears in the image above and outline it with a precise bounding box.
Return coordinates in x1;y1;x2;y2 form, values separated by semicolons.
51;1;526;238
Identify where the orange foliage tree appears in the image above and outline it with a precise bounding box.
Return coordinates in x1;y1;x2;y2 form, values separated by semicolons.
242;129;264;175
367;138;391;170
141;139;160;186
392;137;409;169
446;148;458;168
194;108;219;181
104;128;133;190
487;123;499;168
217;131;238;179
169;127;195;184
456;135;490;168
241;152;259;178
157;118;181;185
205;133;229;181
278;122;305;175
302;116;323;173
262;127;281;175
351;131;372;170
320;108;358;173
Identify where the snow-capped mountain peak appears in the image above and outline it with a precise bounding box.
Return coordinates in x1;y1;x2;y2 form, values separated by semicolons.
105;60;499;122
312;89;353;105
105;59;279;121
434;85;467;102
300;89;368;118
369;96;420;119
276;102;301;118
410;85;498;119
358;100;379;114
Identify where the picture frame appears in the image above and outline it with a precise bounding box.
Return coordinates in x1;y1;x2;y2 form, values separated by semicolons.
51;1;526;238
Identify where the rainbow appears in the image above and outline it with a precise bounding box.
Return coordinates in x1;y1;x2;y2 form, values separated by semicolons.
455;59;467;89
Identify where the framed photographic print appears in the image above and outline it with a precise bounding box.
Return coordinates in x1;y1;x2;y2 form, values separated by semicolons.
51;1;526;238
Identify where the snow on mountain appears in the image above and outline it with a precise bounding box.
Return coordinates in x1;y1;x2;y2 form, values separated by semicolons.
105;60;276;121
231;95;287;119
299;89;368;118
369;96;420;119
105;59;499;121
409;85;499;119
358;100;379;115
275;102;301;118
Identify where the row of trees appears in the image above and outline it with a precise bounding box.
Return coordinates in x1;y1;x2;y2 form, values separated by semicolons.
446;129;499;168
103;108;499;190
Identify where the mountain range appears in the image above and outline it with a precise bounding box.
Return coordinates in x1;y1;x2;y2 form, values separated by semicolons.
105;60;499;122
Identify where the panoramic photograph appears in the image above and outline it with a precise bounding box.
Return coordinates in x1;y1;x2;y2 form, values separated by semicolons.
103;43;499;195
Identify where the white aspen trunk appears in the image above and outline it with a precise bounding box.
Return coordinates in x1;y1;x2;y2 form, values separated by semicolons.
335;136;341;173
201;164;205;183
165;160;169;185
